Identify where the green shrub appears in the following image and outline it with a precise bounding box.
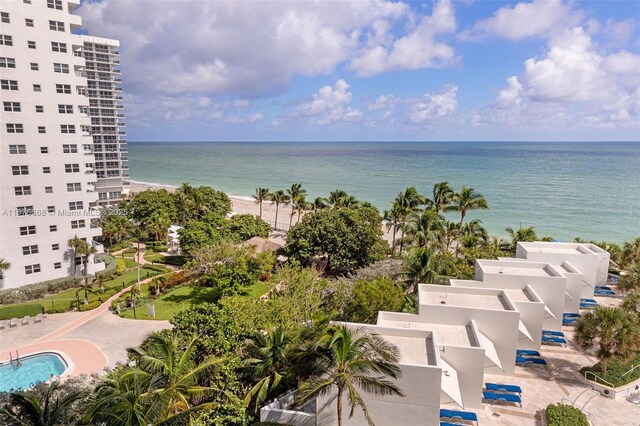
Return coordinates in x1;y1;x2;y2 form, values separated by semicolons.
45;304;71;314
123;248;138;254
154;245;168;252
0;303;43;320
116;258;127;274
160;256;188;266
546;404;588;426
96;254;117;277
143;264;170;273
79;300;101;312
0;276;83;304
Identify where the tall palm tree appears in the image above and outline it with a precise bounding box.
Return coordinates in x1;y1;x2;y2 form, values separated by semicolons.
404;210;445;249
126;332;220;417
618;264;640;293
451;186;488;226
294;196;308;224
312;197;328;212
130;227;147;290
575;306;640;372
147;213;171;242
242;327;290;413
67;236;85;275
392;187;426;255
253;187;270;219
459;219;488;248
269;190;290;229
153;275;169;296
403;246;442;292
428;181;455;213
444;221;460;252
327;190;349;208
0;258;10;284
296;325;403;426
382;207;401;257
0;382;87;426
128;285;140;319
505;225;538;252
287;183;307;228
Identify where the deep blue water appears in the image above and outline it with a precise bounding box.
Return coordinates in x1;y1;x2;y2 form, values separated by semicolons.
128;142;640;242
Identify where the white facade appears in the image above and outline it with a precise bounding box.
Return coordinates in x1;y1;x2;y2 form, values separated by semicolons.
0;0;124;289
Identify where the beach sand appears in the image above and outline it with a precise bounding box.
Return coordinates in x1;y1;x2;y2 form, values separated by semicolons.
129;180;395;243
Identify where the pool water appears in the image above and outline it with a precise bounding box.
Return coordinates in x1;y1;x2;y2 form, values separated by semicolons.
0;353;67;392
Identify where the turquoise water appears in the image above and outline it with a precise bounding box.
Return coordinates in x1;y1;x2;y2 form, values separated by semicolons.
128;142;640;243
0;353;67;392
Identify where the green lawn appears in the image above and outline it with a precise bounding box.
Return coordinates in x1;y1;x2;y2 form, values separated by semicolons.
35;266;167;311
143;248;165;263
117;280;270;320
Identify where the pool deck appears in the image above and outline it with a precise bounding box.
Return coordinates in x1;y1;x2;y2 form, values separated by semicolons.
0;276;171;378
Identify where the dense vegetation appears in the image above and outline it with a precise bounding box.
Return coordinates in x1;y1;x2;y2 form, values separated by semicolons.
545;404;589;426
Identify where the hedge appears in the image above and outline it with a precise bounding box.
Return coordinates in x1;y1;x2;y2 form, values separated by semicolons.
96;254;117;278
0;303;43;320
116;258;127;274
45;304;71;314
546;404;588;426
79;300;101;312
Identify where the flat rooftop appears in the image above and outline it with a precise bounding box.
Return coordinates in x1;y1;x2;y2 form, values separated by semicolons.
477;259;559;277
504;288;536;302
420;288;510;311
377;317;475;347
518;242;601;255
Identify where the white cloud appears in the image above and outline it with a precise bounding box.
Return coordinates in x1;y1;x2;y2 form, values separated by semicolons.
351;0;457;76
343;108;364;121
461;0;580;41
78;0;409;98
496;76;523;108
410;85;458;123
225;112;264;124
367;94;396;111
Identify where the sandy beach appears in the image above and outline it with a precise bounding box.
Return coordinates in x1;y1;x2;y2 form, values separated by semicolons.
129;180;395;243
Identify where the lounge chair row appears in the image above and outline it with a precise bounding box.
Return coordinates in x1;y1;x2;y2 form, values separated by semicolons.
594;289;616;296
542;335;566;345
439;409;478;424
486;382;522;394
483;391;522;407
516;349;547;365
0;314;43;330
543;330;564;337
563;312;580;325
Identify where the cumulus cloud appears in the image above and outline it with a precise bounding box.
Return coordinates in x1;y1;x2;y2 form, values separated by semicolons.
351;0;457;76
367;94;397;111
294;79;363;125
461;0;580;41
410;85;458;123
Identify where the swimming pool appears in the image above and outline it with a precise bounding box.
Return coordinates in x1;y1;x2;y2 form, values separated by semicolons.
0;352;68;392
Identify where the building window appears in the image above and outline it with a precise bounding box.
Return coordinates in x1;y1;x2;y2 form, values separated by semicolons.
71;220;85;229
60;124;75;134
24;0;32;4
22;245;38;255
25;18;34;27
64;164;80;173
1;79;18;90
33;84;41;92
45;186;53;194
0;57;16;68
3;101;20;112
67;183;81;192
52;243;60;251
27;40;36;49
47;206;55;213
17;206;34;216
55;84;71;94
47;0;63;10
62;144;78;153
38;126;46;134
49;20;64;32
53;63;69;73
20;226;36;236
35;105;43;112
12;165;29;175
14;186;32;196
1;12;9;24
6;124;24;133
58;104;73;114
30;62;38;71
54;262;61;269
49;225;57;232
69;201;83;210
25;264;41;275
9;145;27;154
43;166;51;174
0;35;12;46
51;42;67;53
40;147;48;154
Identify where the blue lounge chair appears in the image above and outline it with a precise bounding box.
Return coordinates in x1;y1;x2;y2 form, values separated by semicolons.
595;286;611;290
595;290;616;296
441;423;463;426
486;383;522;394
439;409;477;423
516;349;541;356
516;356;547;365
563;318;577;325
440;409;453;418
563;313;580;318
543;330;564;337
542;336;567;345
581;298;597;303
580;303;597;308
483;391;522;406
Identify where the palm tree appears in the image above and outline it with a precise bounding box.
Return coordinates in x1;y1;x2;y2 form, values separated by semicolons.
296;325;404;426
459;219;488;249
327;190;349;208
130;227;147;290
392;187;426;255
253;187;270;219
382;207;401;257
404;210;445;249
451;186;488;226
269;190;290;230
126;332;220;418
294;196;308;224
312;197;328;212
505;225;538;252
67;236;85;275
128;285;140;319
618;264;640;293
0;382;87;426
621;292;640;315
403;246;442;292
242;327;290;413
147;213;171;242
0;258;10;284
444;221;460;252
287;183;307;228
428;181;455;213
574;306;640;372
153;275;169;296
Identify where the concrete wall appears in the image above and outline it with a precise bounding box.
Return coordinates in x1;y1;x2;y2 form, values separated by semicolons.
509;291;545;351
439;344;485;409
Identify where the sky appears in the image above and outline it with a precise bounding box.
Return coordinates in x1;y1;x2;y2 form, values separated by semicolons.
78;0;640;142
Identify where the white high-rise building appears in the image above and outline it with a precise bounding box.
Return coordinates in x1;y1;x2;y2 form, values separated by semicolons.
0;0;126;289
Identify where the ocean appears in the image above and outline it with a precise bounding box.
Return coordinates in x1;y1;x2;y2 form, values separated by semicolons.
127;142;640;243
